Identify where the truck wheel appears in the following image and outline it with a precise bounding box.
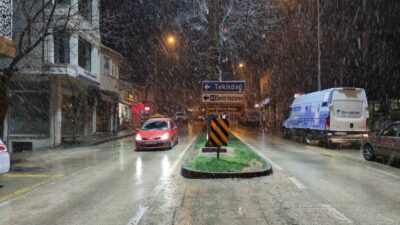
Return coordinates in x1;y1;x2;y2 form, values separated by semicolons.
283;128;290;139
363;144;376;161
304;132;312;145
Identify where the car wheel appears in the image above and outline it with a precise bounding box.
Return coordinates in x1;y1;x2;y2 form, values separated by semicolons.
363;144;376;161
304;132;312;145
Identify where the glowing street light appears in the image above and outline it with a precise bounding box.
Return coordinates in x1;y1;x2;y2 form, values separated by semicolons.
238;63;244;68
166;35;176;46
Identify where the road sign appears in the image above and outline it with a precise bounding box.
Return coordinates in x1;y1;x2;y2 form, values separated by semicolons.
202;81;245;93
208;118;230;147
202;93;244;103
201;104;244;115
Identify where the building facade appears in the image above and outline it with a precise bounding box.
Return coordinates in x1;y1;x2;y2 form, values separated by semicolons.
3;0;102;151
99;45;135;133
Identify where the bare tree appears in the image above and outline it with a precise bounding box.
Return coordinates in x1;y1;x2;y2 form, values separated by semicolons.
177;0;279;80
0;0;97;137
0;0;86;136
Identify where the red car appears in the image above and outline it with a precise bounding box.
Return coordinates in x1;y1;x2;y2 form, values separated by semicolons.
134;118;179;150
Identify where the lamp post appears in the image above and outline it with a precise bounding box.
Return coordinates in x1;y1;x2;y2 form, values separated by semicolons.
317;0;321;91
152;34;177;111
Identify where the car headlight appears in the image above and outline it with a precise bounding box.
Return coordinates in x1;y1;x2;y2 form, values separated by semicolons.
160;133;169;140
135;134;142;141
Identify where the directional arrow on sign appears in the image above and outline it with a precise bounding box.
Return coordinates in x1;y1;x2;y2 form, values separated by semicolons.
203;84;211;91
203;95;210;101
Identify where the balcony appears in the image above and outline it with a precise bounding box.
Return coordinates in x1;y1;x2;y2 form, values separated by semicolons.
43;64;100;85
100;73;119;93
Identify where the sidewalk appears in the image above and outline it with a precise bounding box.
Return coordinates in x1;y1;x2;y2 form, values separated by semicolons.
9;130;135;166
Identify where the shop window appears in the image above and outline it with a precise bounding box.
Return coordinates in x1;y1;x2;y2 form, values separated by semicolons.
54;30;70;64
97;100;112;132
78;38;91;72
10;82;50;135
62;94;86;138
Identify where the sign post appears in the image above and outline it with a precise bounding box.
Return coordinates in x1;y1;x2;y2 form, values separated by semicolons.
207;117;230;158
201;80;244;158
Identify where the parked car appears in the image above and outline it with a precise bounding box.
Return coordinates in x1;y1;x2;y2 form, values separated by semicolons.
240;109;261;127
174;111;188;122
134;118;179;150
362;122;400;162
283;87;369;147
0;140;10;176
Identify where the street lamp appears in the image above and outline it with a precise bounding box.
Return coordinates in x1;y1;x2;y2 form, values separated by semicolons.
238;63;244;68
166;35;176;47
152;34;178;110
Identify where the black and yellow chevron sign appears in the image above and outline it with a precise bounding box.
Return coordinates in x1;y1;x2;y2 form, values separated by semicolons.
208;118;230;146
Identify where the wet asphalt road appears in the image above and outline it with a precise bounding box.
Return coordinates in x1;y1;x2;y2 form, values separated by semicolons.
0;121;400;225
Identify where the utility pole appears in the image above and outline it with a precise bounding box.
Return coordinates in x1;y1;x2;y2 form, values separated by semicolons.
207;0;219;81
317;0;322;90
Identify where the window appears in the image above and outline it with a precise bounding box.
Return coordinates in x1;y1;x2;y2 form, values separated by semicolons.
56;0;70;5
79;0;92;22
141;121;169;130
382;125;400;137
54;30;70;64
78;38;91;72
103;56;111;75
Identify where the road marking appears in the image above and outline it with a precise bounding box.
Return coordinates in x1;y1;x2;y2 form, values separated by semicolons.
321;204;353;224
0;174;63;205
2;173;52;178
232;132;284;170
170;134;200;174
288;176;306;189
126;206;148;225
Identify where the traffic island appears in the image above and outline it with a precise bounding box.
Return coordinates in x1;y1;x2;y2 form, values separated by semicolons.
181;133;272;179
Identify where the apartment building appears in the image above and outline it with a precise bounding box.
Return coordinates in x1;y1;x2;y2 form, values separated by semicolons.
3;0;103;151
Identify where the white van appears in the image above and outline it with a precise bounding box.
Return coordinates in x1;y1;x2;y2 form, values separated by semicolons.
283;87;369;147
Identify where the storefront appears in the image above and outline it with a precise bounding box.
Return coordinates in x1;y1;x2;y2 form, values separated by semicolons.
9;80;50;137
118;92;134;131
60;79;97;143
96;92;117;133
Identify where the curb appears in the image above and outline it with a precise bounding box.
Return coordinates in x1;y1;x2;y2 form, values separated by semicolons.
58;132;135;149
85;133;135;147
181;164;273;179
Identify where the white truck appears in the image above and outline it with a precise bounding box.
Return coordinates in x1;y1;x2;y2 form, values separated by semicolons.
283;87;369;147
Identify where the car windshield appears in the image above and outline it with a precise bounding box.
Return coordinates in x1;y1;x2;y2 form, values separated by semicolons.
141;121;168;130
